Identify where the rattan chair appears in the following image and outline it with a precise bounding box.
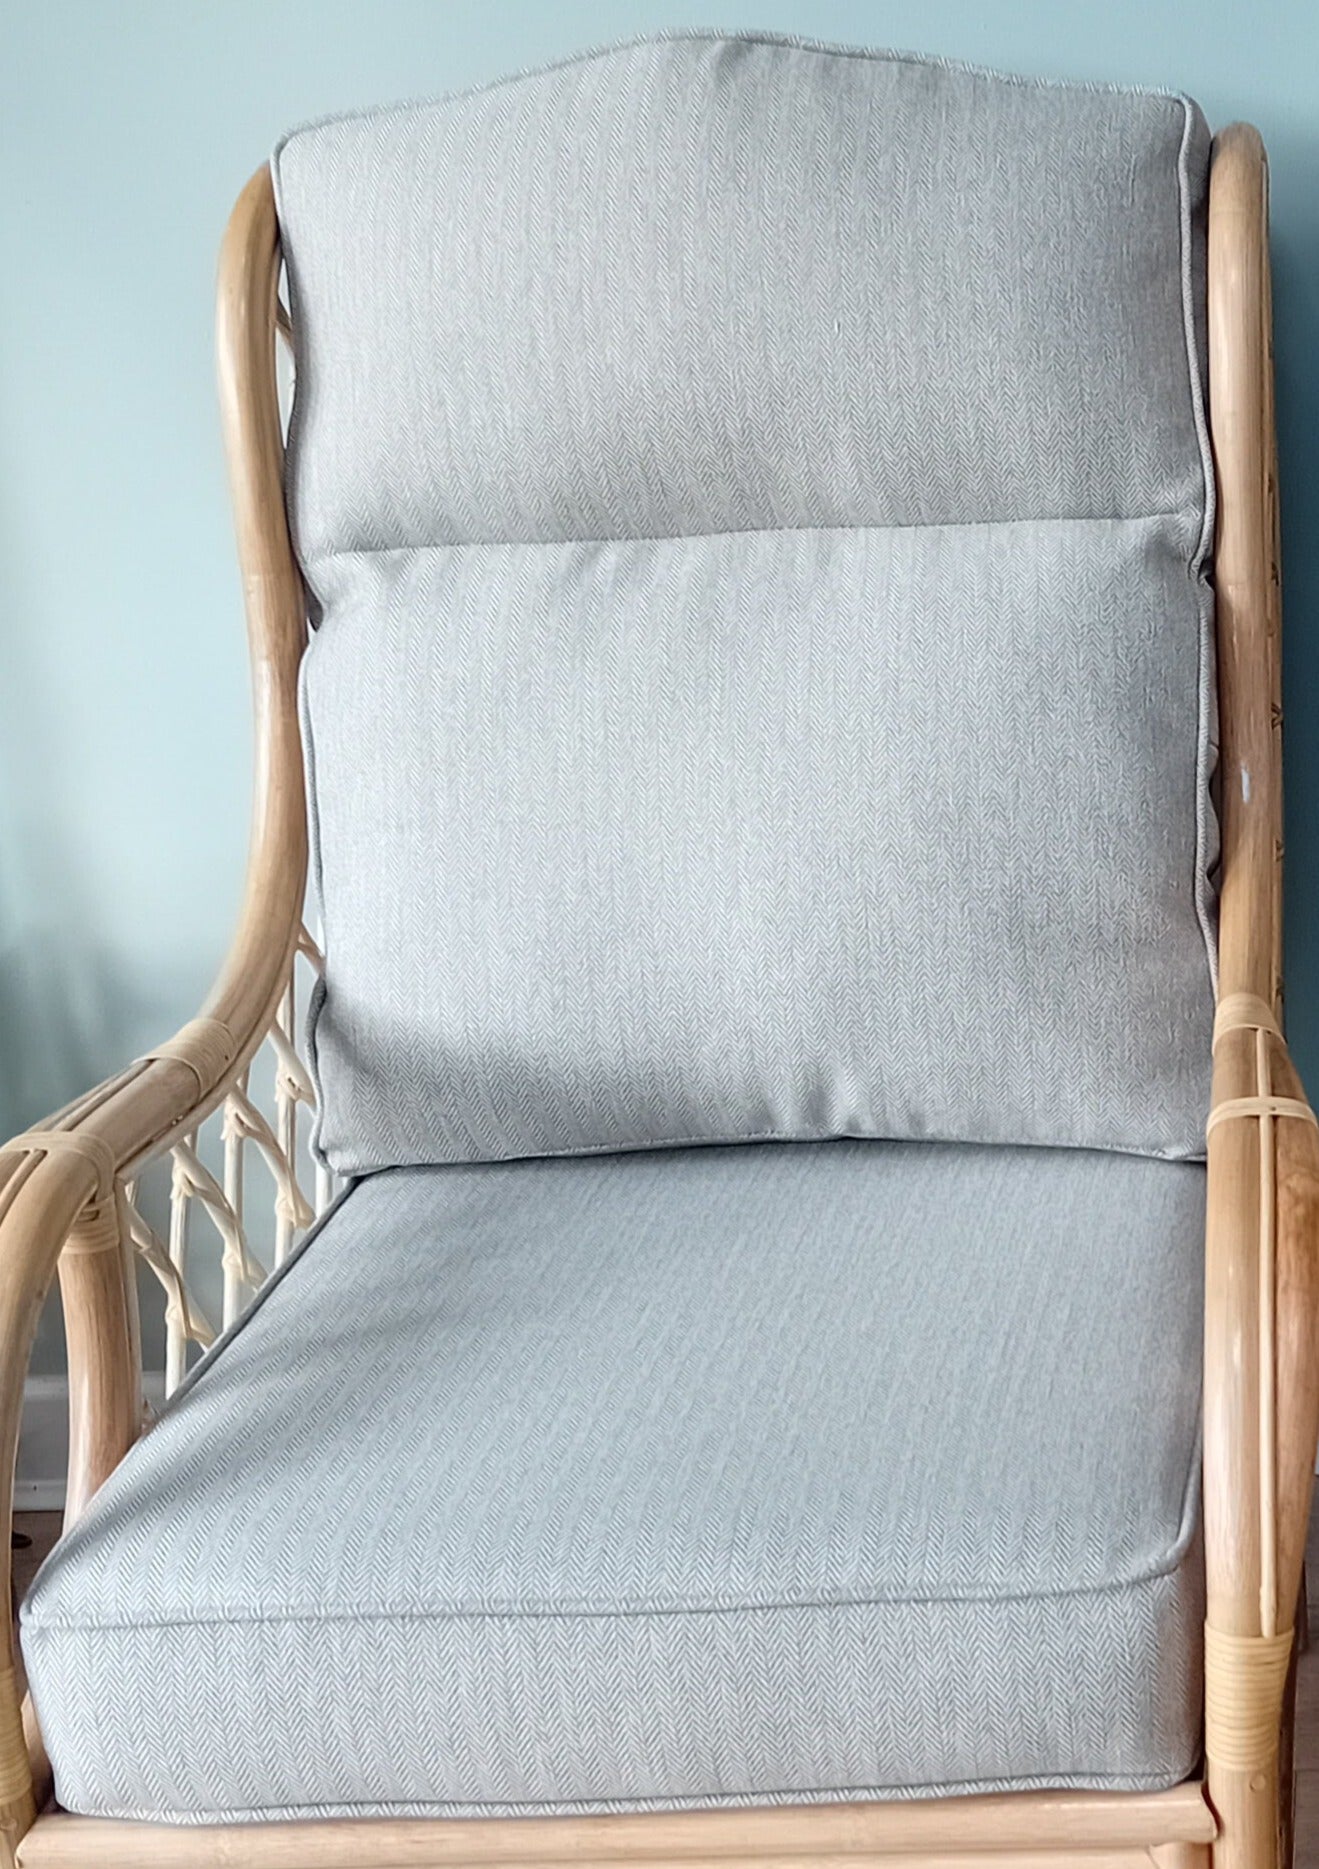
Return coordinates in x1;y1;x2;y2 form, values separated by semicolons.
2;33;1316;1869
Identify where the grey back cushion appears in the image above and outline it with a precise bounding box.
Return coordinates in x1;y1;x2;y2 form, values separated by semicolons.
274;32;1217;1174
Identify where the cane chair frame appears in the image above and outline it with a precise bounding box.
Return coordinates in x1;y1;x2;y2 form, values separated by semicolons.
0;121;1314;1869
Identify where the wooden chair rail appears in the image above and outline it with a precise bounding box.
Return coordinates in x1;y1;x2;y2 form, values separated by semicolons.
12;1786;1219;1869
0;124;1314;1869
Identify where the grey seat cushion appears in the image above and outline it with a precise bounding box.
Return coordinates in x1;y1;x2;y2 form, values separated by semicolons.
24;1139;1205;1820
274;33;1217;1174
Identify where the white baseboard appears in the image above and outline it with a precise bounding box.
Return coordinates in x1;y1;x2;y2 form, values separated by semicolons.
16;1373;166;1510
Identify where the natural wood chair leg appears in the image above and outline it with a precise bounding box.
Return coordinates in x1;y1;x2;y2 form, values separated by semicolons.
1210;1766;1282;1869
57;1190;141;1527
0;1149;96;1867
0;1670;34;1869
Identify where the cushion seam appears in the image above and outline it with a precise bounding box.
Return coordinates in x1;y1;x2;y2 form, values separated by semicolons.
23;1538;1197;1634
328;1125;1208;1171
296;508;1206;565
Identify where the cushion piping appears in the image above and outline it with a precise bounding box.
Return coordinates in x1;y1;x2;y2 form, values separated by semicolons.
270;28;1198;172
48;1760;1203;1828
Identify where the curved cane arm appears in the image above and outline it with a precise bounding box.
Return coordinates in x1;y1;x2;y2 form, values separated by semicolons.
0;165;301;1863
1202;125;1318;1869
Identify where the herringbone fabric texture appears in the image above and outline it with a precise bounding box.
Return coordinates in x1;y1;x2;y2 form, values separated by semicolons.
23;1140;1206;1819
276;34;1210;547
274;33;1217;1171
305;520;1211;1169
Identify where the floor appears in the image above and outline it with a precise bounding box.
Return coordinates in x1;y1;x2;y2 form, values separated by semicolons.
12;1508;1319;1855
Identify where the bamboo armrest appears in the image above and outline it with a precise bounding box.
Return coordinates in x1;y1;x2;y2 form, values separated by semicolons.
0;953;302;1528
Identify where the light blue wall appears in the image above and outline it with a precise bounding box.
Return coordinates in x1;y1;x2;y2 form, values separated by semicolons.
4;0;1318;1124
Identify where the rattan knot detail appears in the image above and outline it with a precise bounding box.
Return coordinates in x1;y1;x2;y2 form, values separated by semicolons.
1203;1624;1295;1770
139;1017;238;1099
1;1130;116;1206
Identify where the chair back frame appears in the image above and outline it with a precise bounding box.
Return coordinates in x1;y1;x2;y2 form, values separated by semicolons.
1;124;1315;1869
